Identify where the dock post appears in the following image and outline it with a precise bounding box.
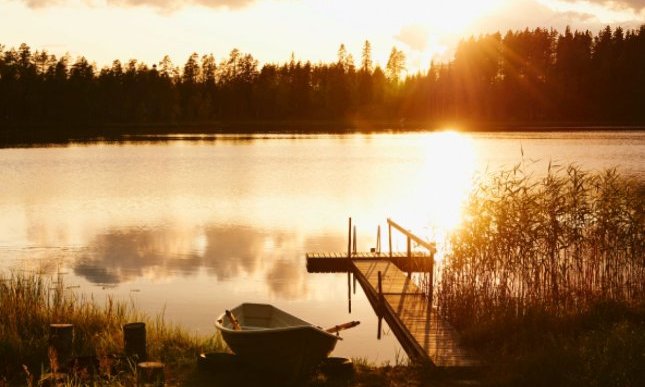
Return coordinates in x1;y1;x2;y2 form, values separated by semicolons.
377;316;382;340
376;225;381;254
428;258;434;309
377;271;384;306
388;223;392;259
347;272;352;314
353;273;357;294
407;236;412;278
347;217;352;260
352;225;357;255
377;271;384;340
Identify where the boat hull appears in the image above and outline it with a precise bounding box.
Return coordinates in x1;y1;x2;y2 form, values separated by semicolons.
215;303;339;381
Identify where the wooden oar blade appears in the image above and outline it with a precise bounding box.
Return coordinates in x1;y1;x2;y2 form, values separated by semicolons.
325;321;360;334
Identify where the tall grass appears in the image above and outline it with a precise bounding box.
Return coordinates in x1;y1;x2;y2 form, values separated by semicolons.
0;273;224;384
437;165;644;328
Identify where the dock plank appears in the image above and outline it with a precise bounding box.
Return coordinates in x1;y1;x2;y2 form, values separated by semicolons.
352;260;479;369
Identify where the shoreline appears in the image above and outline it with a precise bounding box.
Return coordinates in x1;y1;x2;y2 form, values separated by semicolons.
1;121;644;147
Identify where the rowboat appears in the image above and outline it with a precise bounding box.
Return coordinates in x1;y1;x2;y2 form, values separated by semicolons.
215;303;357;381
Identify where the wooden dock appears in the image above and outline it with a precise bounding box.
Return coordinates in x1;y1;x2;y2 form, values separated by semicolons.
353;260;479;368
306;218;480;370
306;251;433;273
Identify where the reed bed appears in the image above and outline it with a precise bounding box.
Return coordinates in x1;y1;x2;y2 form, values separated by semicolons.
437;165;644;327
0;273;223;385
433;165;645;385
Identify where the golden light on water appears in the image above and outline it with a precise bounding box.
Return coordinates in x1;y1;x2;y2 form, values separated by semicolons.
405;130;476;237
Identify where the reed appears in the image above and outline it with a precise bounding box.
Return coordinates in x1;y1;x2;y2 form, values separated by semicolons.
437;165;644;327
435;164;645;385
0;273;224;384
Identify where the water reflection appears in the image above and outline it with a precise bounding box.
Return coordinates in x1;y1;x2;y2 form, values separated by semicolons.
0;131;643;363
71;225;310;300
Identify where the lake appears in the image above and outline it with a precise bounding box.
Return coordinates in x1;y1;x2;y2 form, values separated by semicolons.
1;130;643;363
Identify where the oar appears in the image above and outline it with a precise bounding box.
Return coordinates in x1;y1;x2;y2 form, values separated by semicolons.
325;321;360;334
225;310;241;331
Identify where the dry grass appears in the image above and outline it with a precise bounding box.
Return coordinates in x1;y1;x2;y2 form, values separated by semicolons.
0;273;224;385
435;164;645;386
438;165;644;327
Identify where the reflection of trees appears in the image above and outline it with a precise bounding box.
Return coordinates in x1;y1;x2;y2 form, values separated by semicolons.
264;259;308;299
72;225;314;299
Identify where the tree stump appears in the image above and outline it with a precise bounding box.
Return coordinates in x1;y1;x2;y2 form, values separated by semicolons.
49;323;73;368
124;322;147;361
137;361;165;386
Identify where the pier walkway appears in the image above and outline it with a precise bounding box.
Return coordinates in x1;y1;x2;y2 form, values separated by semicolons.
306;218;480;370
353;259;479;368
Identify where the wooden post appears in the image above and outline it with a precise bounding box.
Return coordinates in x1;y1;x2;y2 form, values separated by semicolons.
352;225;357;255
377;271;383;306
377;316;382;340
388;223;392;259
347;271;352;314
376;225;381;254
353;273;357;295
347;217;352;260
428;258;434;309
377;271;384;341
49;323;73;368
137;361;165;386
407;236;412;278
124;322;147;361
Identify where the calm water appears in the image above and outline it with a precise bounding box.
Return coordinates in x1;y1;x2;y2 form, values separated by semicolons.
1;131;643;363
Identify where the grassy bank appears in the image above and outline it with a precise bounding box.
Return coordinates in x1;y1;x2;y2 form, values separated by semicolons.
0;274;435;386
0;274;224;385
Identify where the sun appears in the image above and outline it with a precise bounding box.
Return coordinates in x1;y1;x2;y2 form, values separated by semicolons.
403;0;507;33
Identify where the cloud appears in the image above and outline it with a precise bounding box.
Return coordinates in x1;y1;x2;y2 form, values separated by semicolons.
16;0;257;10
395;25;429;52
598;1;645;11
107;0;254;10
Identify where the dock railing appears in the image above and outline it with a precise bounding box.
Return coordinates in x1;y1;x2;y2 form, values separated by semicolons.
344;217;437;303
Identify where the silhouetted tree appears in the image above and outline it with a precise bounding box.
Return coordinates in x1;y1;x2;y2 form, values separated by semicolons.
1;25;644;136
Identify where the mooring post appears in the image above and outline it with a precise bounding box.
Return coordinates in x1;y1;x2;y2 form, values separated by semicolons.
353;273;357;294
124;322;147;361
376;225;381;254
428;257;435;310
352;225;357;255
388;223;392;259
347;217;352;260
49;323;74;368
137;361;165;386
377;271;384;340
377;316;382;340
377;271;384;306
347;271;352;314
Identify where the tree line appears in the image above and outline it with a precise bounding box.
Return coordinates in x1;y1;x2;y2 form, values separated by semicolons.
1;25;644;134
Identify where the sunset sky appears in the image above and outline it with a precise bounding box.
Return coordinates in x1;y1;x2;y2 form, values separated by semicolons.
2;0;644;73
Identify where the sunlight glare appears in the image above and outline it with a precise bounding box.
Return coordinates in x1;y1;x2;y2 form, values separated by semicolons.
407;131;475;235
415;0;507;33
